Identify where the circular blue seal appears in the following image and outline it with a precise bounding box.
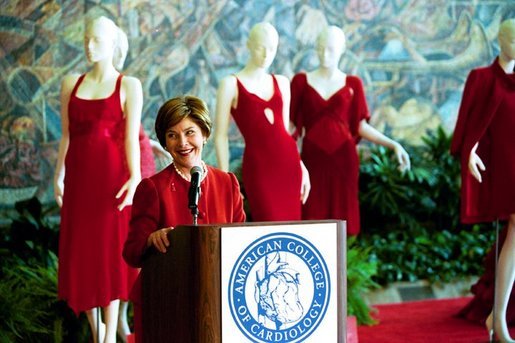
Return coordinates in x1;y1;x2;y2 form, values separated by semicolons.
228;232;330;342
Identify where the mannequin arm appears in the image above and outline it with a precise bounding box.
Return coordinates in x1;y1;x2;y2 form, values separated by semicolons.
116;76;143;210
468;142;485;183
54;74;80;207
278;75;310;202
300;160;311;204
214;76;237;171
358;119;411;172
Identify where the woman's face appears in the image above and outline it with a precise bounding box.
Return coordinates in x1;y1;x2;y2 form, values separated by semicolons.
165;117;206;171
84;19;115;64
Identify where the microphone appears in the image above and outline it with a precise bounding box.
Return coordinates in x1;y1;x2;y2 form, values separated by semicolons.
188;166;203;211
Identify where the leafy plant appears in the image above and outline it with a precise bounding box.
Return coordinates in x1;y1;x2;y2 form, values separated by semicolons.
357;224;494;285
0;197;89;342
347;236;379;325
357;127;494;285
359;126;461;235
1;196;60;270
0;252;88;342
416;126;462;231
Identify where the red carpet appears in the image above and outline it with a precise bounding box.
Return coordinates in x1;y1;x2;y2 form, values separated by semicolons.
357;297;515;343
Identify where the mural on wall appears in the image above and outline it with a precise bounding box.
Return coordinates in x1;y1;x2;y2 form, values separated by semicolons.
0;0;513;206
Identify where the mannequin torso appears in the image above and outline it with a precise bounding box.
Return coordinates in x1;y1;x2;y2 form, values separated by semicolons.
214;22;310;220
291;26;409;234
54;16;149;343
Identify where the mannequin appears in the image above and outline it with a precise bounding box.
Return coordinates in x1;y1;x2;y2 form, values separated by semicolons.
54;16;149;343
451;18;515;343
214;22;310;221
290;26;410;235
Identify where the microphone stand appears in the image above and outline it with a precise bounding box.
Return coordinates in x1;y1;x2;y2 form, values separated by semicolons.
491;218;500;342
190;205;199;225
188;166;203;226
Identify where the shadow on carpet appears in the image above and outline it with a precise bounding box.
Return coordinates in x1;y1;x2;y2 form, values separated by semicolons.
358;297;515;343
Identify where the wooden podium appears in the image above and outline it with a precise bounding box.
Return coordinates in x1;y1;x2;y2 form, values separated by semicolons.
142;221;346;342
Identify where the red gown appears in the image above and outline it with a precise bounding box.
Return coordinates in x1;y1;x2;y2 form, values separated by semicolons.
123;164;246;342
231;75;302;221
58;74;155;314
451;58;515;324
450;57;515;222
290;73;370;235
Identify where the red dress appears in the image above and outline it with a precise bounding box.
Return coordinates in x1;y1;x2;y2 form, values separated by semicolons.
231;75;302;221
123;164;246;342
58;74;155;314
451;57;515;222
290;73;370;235
451;58;515;324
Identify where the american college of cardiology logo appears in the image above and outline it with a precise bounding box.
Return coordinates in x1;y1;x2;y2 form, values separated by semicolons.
228;232;330;342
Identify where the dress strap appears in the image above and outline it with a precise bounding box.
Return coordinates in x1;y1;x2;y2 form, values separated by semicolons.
70;74;87;98
114;74;124;113
115;73;124;94
271;73;277;85
270;74;281;99
233;74;243;90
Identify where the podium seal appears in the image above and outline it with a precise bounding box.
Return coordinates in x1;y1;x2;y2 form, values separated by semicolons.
228;232;330;342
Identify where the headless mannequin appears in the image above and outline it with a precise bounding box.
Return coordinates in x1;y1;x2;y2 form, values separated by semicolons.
467;19;515;343
54;16;142;343
214;22;310;203
306;26;410;171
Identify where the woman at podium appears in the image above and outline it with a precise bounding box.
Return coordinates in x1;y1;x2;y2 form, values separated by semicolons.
123;95;246;342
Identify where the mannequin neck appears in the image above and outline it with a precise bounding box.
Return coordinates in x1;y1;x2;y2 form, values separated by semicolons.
240;63;269;79
88;60;119;82
314;65;344;79
498;53;515;74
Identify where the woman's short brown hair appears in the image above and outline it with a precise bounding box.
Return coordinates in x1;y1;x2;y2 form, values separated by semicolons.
155;95;212;148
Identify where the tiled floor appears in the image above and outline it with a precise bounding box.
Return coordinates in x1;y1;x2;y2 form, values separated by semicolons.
363;277;479;305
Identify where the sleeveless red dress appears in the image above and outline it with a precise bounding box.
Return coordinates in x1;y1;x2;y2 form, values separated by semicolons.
58;74;154;314
290;73;370;235
231;75;302;221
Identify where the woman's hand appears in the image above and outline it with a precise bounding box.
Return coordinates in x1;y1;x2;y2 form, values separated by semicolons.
468;142;485;183
116;176;141;211
300;161;311;204
147;227;174;253
393;142;411;173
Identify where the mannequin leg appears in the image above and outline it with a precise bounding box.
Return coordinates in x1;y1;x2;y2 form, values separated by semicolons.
103;299;120;343
118;300;131;342
488;214;515;343
86;307;105;343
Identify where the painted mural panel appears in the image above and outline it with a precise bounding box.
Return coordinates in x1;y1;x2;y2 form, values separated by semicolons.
0;0;513;206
